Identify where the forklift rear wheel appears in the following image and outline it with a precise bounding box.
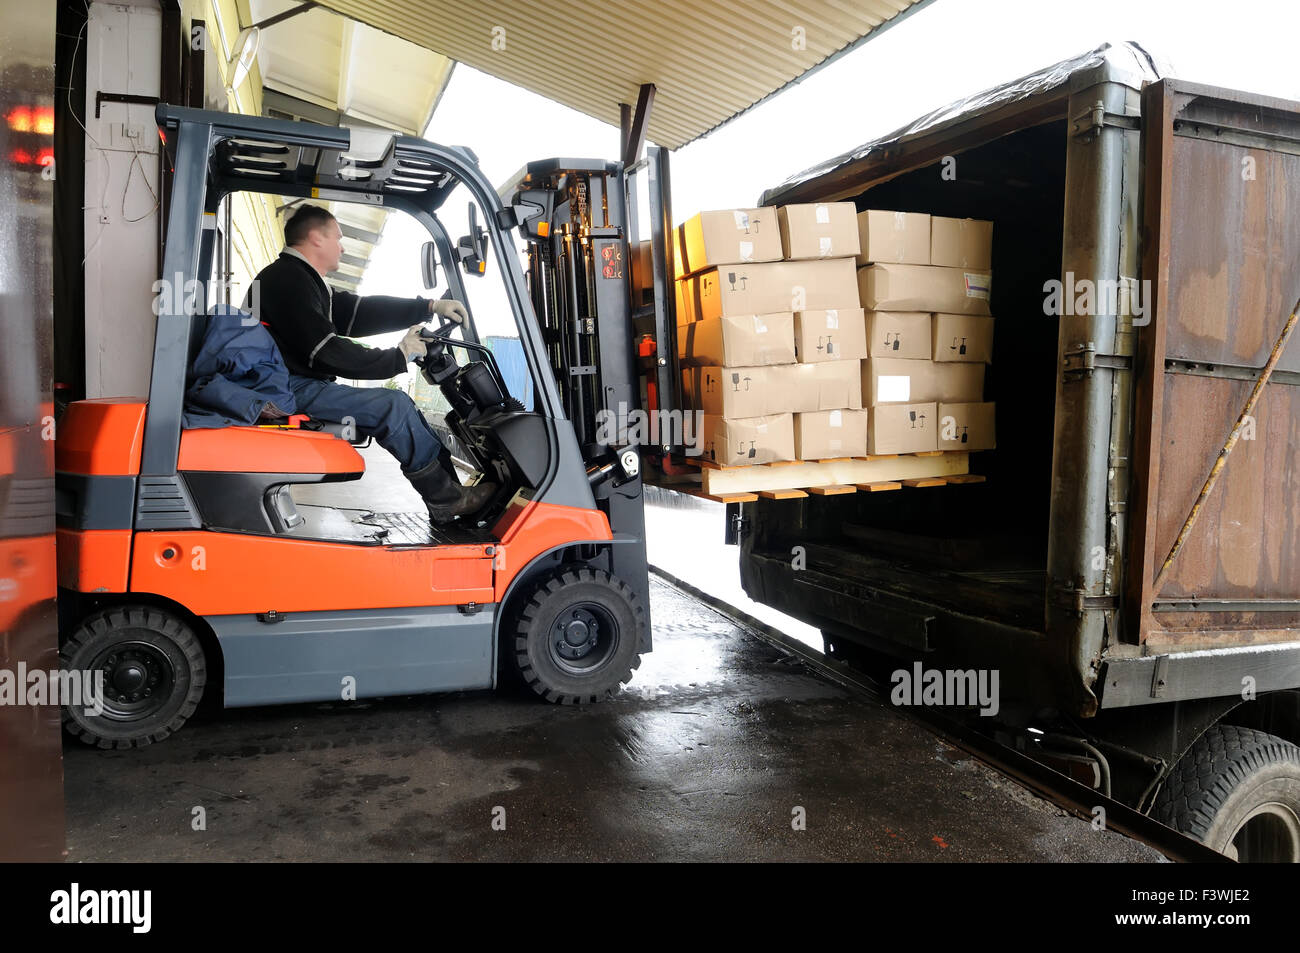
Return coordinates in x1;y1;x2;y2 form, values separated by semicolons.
60;606;207;749
1152;724;1300;862
513;568;645;704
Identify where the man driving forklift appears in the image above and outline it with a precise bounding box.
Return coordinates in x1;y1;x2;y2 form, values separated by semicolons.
250;203;496;523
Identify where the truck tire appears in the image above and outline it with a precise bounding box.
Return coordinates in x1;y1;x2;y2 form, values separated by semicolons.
60;606;207;749
1152;724;1300;862
512;568;645;704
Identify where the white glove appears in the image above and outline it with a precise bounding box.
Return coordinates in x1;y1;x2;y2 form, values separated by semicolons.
398;325;427;362
429;298;468;324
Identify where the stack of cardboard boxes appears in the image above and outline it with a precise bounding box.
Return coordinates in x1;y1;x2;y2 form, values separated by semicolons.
857;212;997;454
673;205;996;467
675;203;866;465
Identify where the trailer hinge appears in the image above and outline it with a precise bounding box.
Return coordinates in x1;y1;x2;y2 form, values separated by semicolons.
1052;586;1118;614
1149;655;1169;699
1063;342;1133;380
1071;101;1140;139
257;610;286;624
458;602;482;615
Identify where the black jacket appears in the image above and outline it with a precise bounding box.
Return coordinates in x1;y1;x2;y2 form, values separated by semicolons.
249;249;428;381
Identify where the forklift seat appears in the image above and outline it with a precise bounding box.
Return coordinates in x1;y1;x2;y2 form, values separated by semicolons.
178;425;365;476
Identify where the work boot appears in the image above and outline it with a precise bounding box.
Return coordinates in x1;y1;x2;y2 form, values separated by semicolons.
404;456;498;524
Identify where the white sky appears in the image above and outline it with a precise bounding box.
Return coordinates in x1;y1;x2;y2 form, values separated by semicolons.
359;0;1299;356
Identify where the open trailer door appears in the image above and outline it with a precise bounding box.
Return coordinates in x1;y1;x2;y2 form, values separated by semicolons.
1124;78;1300;665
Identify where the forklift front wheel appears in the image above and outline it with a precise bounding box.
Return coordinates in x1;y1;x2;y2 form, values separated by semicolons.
512;568;645;704
60;606;207;748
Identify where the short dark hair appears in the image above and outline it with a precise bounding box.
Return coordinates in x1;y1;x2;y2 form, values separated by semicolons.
284;204;336;246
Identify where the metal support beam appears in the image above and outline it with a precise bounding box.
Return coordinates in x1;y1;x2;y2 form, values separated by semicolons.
620;84;655;167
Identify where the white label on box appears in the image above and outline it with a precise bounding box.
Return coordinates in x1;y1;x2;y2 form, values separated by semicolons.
893;211;906;230
756;422;768;433
825;309;839;329
815;204;830;224
878;375;911;403
734;210;750;230
739;240;754;261
829;410;842;427
964;273;992;299
752;315;768;333
818;236;833;256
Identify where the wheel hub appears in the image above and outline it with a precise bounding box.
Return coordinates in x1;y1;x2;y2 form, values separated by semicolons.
92;641;173;715
555;609;599;660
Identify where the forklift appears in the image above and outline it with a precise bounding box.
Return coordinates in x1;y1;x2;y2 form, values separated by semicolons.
54;105;679;747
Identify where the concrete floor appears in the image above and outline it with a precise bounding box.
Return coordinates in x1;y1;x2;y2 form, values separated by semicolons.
63;579;1160;862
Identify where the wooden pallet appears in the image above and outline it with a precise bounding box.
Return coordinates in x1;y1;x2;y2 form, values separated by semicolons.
693;451;972;496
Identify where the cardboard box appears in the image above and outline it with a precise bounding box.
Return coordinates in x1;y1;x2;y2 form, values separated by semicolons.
867;310;931;360
682;365;772;418
678;312;796;367
794;308;867;363
864;358;984;406
777;202;861;260
701;413;795;465
856;210;931;265
676;259;860;324
777;360;863;412
674;208;783;280
937;401;996;451
930;216;993;270
794;408;868;460
933;313;994;363
870;402;938;454
859;263;992;315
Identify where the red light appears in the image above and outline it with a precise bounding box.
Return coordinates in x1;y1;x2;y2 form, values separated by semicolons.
33;107;54;135
10;147;32;165
37;147;53;166
6;107;32;132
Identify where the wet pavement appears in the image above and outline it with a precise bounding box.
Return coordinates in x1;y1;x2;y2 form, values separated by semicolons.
63;579;1160;862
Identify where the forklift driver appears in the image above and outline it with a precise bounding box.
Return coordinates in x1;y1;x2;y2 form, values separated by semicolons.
249;204;497;524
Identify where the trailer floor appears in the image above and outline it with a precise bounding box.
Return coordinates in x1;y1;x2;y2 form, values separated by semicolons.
62;578;1160;862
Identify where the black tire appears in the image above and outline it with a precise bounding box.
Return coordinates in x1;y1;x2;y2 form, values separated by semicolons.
1152;724;1300;862
60;606;207;748
512;568;645;704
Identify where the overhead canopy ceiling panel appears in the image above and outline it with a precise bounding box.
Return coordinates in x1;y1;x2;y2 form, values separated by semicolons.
312;0;931;149
248;0;455;291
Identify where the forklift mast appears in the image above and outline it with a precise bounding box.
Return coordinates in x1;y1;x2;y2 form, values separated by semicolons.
498;148;679;604
500;145;683;465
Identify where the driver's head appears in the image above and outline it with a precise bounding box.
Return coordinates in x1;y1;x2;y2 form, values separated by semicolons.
285;204;344;276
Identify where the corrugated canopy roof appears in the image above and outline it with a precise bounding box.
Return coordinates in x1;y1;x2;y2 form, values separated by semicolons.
310;0;931;149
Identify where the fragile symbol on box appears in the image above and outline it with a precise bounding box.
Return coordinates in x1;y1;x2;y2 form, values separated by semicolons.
909;409;927;429
949;336;968;356
730;372;752;392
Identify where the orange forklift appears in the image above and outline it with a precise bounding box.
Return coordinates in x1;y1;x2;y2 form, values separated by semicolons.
54;105;679;747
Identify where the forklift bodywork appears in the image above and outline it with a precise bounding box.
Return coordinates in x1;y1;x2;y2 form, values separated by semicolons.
55;106;655;736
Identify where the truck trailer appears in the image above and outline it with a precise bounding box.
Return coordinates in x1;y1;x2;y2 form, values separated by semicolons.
648;45;1300;861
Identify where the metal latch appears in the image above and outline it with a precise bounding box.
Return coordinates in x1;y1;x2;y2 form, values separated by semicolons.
458;602;481;615
1063;343;1133;380
257;610;286;624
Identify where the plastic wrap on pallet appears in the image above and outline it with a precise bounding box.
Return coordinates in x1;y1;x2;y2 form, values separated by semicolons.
759;42;1169;206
